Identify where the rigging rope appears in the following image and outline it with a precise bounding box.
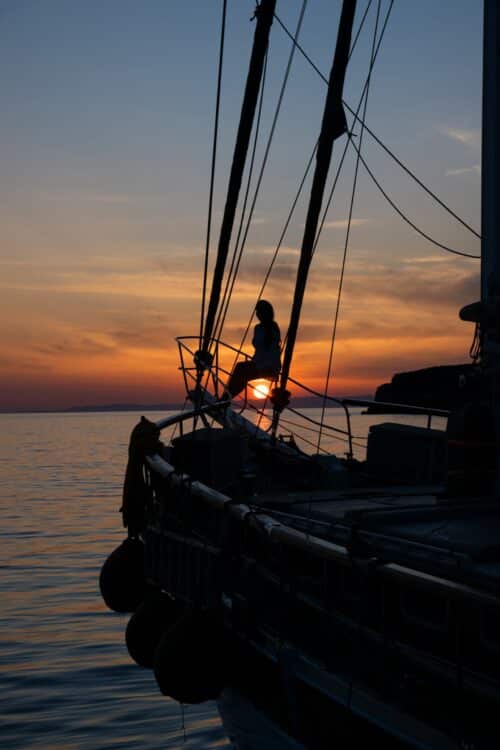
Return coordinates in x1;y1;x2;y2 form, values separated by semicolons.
274;0;393;433
317;0;383;453
277;0;358;410
274;10;482;242
286;406;353;438
278;413;368;452
233;0;377;362
349;0;375;59
200;0;227;352
268;0;477;437
234;0;392;372
234;143;317;366
268;0;394;440
213;52;268;346
211;0;478;442
214;0;309;351
347;139;480;259
312;0;395;254
201;0;277;356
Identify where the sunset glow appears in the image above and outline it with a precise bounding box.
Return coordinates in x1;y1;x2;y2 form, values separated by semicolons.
0;2;482;412
252;381;271;400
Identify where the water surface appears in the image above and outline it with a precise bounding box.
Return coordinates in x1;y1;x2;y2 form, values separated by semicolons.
0;411;230;749
0;408;444;748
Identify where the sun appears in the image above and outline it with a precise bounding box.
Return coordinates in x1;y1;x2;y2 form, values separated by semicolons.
252;380;270;399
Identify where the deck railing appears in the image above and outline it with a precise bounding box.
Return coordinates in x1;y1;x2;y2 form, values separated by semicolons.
170;336;450;461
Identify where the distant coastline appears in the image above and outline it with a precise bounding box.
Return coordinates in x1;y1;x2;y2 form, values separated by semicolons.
0;403;183;416
2;363;471;416
0;395;373;415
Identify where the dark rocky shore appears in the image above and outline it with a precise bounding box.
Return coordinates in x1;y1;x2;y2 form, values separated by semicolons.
369;363;478;413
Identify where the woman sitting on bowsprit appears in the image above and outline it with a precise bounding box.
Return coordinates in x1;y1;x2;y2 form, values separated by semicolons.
223;300;281;399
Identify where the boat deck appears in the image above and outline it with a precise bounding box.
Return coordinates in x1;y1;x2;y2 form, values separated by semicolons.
258;486;500;595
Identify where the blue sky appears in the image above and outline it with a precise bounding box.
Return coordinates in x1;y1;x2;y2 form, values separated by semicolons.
0;1;483;409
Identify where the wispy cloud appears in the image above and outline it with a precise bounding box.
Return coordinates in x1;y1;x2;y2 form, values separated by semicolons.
213;211;267;225
87;193;132;204
34;336;117;357
341;265;480;310
445;164;481;177
322;219;369;230
40;190;132;204
440;127;480;148
402;256;451;265
258;245;299;257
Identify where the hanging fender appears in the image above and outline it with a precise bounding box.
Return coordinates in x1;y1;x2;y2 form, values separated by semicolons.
153;609;227;704
99;537;147;614
126;589;182;669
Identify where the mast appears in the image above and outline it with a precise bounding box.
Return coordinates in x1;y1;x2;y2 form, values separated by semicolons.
201;0;276;357
460;1;500;497
481;0;500;304
482;0;500;497
275;0;357;402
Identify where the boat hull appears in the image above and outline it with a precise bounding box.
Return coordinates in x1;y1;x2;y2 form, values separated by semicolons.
142;453;500;750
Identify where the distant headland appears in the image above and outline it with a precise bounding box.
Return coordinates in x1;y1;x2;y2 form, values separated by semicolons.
0;395;373;415
1;363;478;415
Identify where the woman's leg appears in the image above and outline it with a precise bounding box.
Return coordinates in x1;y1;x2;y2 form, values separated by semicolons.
226;361;258;397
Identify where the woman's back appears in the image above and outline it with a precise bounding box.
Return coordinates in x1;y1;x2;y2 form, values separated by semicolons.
252;322;281;372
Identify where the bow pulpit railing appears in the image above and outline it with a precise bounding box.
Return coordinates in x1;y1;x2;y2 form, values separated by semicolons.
177;336;252;403
174;336;449;466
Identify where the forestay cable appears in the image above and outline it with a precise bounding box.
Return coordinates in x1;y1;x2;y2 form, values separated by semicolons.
276;0;358;413
213;52;269;347
201;0;277;357
234;0;377;362
348;139;480;259
274;9;482;242
200;0;227;351
214;0;309;349
317;0;382;453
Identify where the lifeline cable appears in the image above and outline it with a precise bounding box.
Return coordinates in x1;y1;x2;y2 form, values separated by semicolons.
317;0;383;453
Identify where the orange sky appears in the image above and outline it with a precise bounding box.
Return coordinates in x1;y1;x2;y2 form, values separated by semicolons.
0;240;479;411
0;1;482;411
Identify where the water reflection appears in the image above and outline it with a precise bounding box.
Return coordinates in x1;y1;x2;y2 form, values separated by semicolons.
0;408;445;749
0;412;231;749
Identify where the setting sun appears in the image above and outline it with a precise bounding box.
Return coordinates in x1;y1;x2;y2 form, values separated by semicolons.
252;380;271;399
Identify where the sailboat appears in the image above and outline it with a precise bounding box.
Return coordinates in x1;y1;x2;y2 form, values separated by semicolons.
100;1;500;748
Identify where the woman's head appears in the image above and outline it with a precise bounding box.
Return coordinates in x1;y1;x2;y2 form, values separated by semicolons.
255;299;274;324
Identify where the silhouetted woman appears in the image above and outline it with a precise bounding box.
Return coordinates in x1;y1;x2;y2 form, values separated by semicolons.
224;300;281;399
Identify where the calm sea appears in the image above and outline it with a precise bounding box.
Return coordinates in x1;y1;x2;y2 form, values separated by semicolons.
0;408;444;749
0;411;231;750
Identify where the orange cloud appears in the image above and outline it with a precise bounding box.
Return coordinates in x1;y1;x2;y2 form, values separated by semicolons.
0;242;479;410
